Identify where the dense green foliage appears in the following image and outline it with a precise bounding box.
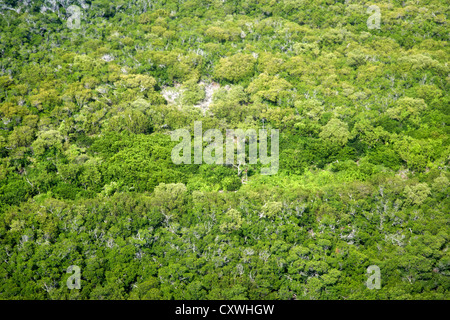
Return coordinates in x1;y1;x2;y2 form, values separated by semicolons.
0;0;449;300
